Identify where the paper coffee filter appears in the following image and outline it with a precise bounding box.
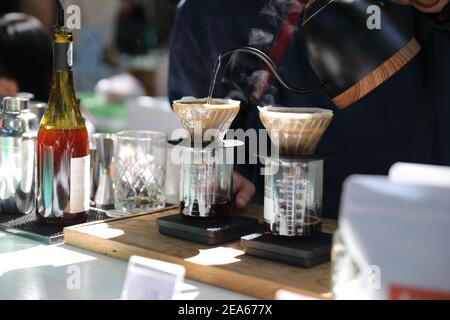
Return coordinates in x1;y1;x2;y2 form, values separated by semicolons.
173;97;240;143
259;106;333;155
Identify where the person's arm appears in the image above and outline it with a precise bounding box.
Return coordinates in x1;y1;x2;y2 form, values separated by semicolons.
168;1;211;103
393;0;450;30
393;0;448;13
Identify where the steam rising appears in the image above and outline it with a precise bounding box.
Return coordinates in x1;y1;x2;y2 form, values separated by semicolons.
249;28;274;47
218;0;301;108
260;0;291;28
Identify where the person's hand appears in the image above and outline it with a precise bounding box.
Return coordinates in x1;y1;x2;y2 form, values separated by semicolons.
391;0;449;13
233;171;256;209
0;78;18;98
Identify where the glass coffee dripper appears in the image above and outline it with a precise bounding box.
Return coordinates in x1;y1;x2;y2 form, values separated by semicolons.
172;97;241;221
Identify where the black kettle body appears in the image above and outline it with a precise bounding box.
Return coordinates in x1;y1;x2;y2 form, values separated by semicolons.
216;0;421;109
302;0;420;108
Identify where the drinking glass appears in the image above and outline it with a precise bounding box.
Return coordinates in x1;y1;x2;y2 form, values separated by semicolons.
112;130;167;215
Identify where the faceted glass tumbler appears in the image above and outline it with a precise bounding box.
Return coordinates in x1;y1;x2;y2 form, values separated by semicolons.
112;130;167;214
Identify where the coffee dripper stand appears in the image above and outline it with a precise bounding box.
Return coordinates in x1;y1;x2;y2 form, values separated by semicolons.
178;140;236;220
240;153;333;268
156;139;259;245
264;156;324;238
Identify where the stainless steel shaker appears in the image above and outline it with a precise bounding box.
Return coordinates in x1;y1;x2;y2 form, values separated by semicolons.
89;144;98;204
20;107;39;132
93;133;115;210
29;102;47;124
15;93;39;132
0;97;36;214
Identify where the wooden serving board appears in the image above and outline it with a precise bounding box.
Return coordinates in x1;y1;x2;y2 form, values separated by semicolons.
64;205;337;299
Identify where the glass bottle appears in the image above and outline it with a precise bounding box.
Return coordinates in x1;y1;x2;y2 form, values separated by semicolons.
36;26;90;225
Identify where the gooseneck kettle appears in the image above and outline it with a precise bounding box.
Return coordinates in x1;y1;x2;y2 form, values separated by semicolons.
219;0;421;109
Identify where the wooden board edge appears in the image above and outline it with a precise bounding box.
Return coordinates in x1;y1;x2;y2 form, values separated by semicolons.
64;205;179;231
63;227;329;300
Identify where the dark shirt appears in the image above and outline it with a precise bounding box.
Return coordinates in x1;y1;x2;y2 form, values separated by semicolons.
116;15;157;55
168;0;450;218
0;0;18;16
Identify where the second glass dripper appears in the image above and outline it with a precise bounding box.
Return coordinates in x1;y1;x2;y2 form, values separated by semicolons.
259;106;333;156
259;106;333;238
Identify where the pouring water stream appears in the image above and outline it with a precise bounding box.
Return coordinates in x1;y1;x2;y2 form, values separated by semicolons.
206;47;325;105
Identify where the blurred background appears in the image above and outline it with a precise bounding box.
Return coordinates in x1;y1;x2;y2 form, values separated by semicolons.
0;0;180;134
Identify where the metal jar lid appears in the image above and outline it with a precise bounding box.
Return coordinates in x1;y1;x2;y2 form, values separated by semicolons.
16;92;35;102
2;97;29;114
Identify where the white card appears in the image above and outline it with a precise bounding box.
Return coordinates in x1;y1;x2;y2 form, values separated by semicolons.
69;155;90;213
389;162;450;188
121;255;186;300
274;289;318;300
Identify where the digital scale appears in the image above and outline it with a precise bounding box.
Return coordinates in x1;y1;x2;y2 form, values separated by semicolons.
156;98;259;245
156;100;333;268
241;155;332;268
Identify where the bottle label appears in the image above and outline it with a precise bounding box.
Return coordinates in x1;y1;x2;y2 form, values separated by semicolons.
69;155;90;213
54;42;73;70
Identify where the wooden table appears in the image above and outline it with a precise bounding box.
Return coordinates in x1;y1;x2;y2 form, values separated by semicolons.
64;205;337;299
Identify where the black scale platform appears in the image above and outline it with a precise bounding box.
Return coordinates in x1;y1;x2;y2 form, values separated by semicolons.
157;214;331;268
0;209;108;244
157;214;259;245
241;232;332;268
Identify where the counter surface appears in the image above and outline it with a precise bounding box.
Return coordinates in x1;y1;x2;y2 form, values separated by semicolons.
1;204;335;300
64;205;337;299
0;230;252;300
